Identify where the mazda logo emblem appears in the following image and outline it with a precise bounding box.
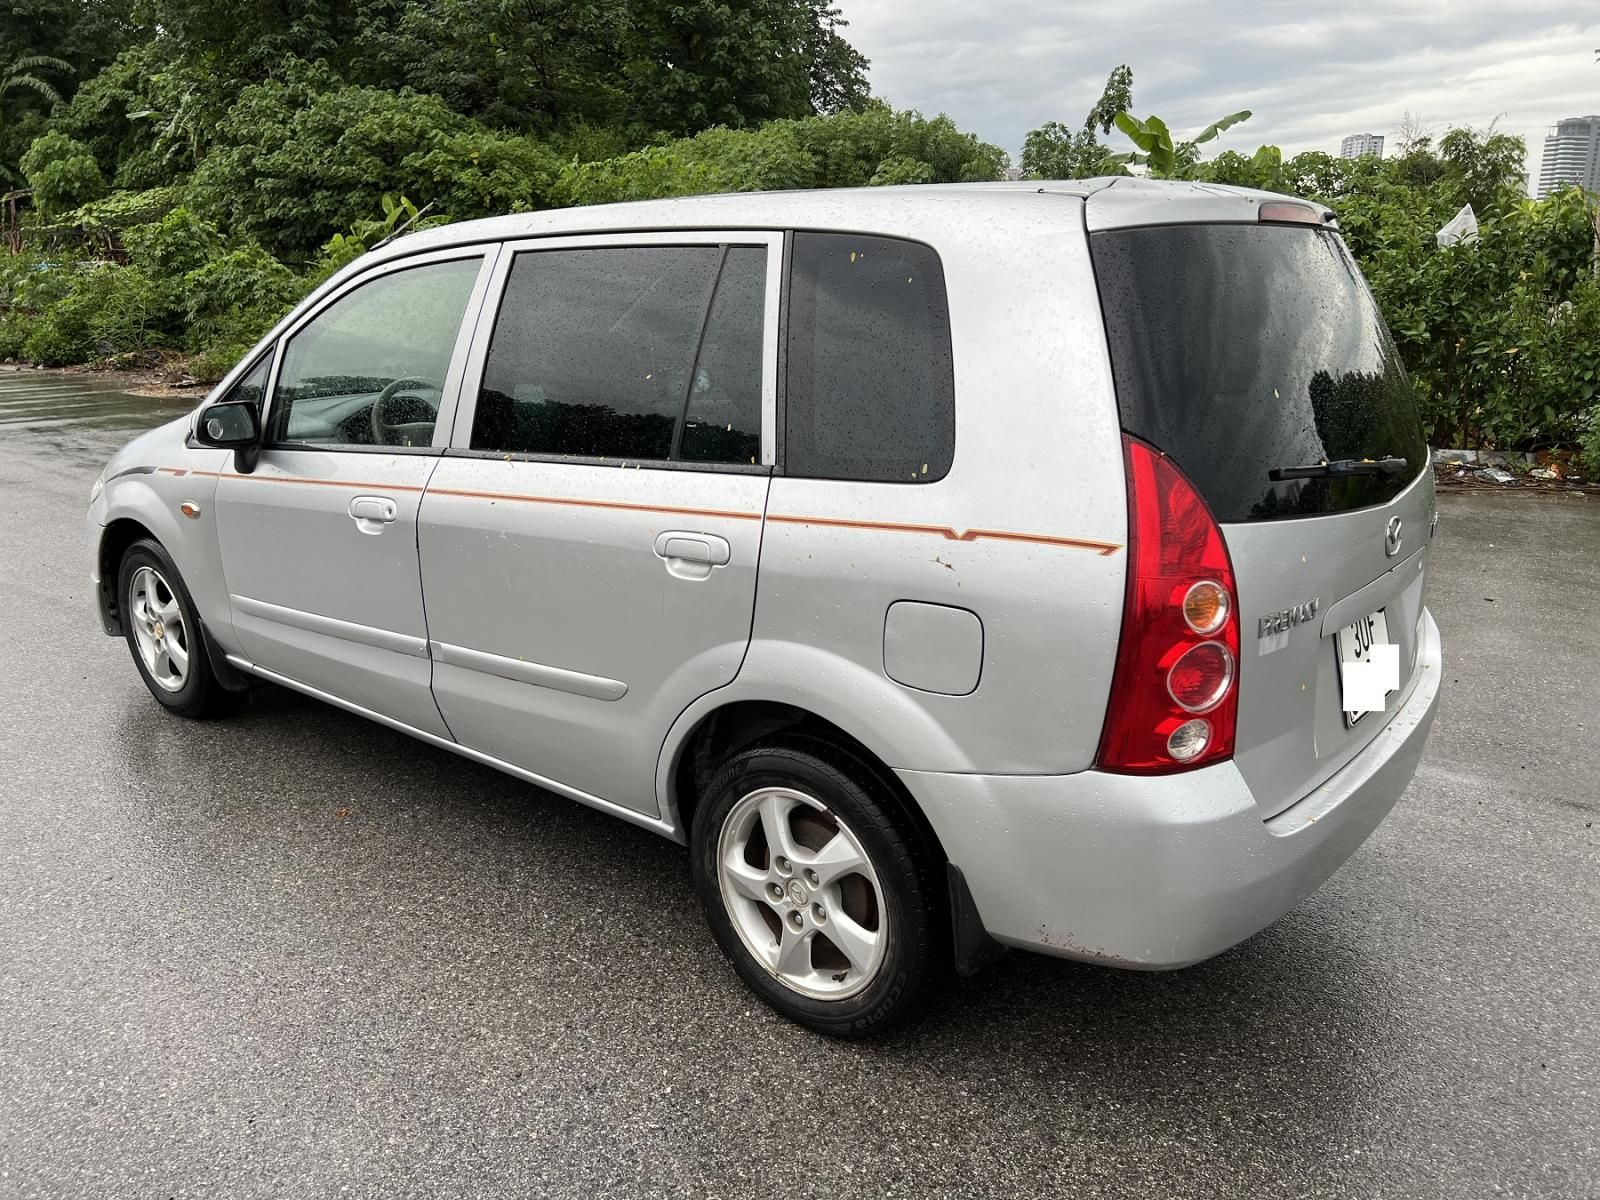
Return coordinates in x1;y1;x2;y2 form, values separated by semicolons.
1385;515;1404;557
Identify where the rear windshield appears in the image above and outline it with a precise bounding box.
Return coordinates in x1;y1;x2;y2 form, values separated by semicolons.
1091;223;1428;523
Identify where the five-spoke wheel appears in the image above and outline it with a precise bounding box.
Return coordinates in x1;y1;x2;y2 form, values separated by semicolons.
117;538;236;717
717;785;887;1000
127;564;190;693
692;742;942;1038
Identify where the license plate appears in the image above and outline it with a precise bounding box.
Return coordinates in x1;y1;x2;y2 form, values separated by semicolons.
1336;609;1396;726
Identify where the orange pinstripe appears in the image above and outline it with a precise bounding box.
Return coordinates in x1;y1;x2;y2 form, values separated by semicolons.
187;469;1122;555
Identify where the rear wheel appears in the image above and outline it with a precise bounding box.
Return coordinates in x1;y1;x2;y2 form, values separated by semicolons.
691;743;941;1038
117;539;234;718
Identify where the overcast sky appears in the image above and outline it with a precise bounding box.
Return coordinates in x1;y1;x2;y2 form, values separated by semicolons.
837;1;1600;191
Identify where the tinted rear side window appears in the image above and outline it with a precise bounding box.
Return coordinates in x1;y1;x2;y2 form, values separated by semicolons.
785;232;954;483
1091;224;1427;522
473;245;765;464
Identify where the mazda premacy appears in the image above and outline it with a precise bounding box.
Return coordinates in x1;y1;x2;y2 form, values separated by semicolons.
88;179;1441;1036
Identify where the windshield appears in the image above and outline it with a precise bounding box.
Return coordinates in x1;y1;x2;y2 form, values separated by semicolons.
1090;223;1428;523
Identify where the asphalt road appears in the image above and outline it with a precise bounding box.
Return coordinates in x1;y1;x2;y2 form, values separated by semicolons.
2;367;1597;1199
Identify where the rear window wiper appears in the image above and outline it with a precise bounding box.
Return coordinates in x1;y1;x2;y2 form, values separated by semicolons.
1269;456;1410;482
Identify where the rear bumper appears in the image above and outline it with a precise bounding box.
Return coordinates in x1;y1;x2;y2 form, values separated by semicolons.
900;608;1442;968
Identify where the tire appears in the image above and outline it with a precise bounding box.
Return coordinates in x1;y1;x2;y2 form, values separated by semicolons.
691;741;943;1038
116;538;235;719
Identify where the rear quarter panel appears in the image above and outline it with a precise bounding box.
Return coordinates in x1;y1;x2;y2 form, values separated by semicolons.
741;197;1129;775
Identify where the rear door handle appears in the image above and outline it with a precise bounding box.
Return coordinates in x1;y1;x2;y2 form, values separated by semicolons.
349;494;398;533
653;530;731;579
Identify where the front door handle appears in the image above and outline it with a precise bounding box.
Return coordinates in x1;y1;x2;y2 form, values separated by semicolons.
349;494;398;534
653;530;731;580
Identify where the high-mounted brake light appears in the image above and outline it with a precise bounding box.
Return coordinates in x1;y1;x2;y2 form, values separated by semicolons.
1096;435;1241;774
1258;200;1327;226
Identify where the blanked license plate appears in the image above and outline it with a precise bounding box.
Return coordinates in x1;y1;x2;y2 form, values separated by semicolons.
1336;609;1396;726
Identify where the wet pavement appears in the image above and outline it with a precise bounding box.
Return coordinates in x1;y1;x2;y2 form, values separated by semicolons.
1;367;1597;1198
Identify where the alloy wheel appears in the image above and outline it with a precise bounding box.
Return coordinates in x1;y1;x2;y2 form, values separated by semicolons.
127;565;190;693
716;786;888;1000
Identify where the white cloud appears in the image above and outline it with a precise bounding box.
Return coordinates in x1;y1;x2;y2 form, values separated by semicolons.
835;1;1600;191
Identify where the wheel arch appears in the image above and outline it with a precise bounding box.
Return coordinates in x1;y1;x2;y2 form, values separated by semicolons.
661;697;951;875
96;517;161;635
97;509;251;693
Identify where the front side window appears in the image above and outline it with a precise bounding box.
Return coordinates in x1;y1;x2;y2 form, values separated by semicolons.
784;233;955;483
471;245;766;465
269;256;482;448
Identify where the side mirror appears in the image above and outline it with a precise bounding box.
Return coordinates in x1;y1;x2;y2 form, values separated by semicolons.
195;400;262;473
196;401;259;448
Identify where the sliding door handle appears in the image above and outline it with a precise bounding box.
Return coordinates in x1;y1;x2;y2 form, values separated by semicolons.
653;530;731;579
348;494;398;533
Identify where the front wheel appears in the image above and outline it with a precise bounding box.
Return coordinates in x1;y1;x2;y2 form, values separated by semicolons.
117;539;236;718
691;743;943;1038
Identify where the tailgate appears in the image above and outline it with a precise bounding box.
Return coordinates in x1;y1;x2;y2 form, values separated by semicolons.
1090;211;1434;816
1223;471;1434;816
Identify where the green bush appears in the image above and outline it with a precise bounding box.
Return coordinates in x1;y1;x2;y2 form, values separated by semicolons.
183;246;306;349
0;312;31;360
20;132;107;215
189;339;257;384
189;82;560;260
122;207;225;279
21;264;163;364
554;105;1006;207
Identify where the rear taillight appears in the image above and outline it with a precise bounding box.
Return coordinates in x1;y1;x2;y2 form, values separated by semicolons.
1097;435;1241;774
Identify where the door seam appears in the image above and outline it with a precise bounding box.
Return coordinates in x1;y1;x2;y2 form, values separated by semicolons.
414;453;458;741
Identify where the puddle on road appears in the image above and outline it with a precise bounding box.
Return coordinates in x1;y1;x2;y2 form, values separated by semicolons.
0;368;200;467
0;368;196;437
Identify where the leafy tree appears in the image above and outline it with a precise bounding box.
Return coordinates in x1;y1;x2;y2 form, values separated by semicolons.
804;2;870;115
555;104;1004;206
20;129;105;212
1020;64;1132;179
344;0;632;134
188;81;558;259
624;0;867;134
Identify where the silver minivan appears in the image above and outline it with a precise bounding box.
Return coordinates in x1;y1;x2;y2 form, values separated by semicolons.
88;180;1442;1036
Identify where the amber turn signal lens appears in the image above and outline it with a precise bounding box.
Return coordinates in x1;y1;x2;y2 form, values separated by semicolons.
1182;580;1230;635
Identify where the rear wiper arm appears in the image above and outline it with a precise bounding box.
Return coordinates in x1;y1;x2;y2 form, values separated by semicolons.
1269;456;1410;482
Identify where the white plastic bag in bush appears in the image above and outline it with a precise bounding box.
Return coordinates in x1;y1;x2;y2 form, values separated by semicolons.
1436;203;1479;247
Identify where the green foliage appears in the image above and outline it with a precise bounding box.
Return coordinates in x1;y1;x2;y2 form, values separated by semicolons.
21;263;162;363
1317;164;1597;447
313;194;449;281
20;130;106;213
182;245;304;348
188;81;560;259
66;186;184;236
188;338;258;384
1020;65;1133;180
0;310;31;360
556;105;1005;206
121;206;223;278
1111;108;1251;177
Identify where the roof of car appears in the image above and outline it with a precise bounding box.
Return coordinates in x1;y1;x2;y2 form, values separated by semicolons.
375;177;1325;264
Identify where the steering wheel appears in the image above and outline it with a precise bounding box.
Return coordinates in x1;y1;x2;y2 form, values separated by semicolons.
370;377;443;447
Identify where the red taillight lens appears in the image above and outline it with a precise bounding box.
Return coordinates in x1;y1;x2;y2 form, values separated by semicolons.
1097;435;1241;774
1166;641;1235;712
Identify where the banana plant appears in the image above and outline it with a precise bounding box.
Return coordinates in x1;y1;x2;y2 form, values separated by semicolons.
1110;108;1252;177
0;55;71;185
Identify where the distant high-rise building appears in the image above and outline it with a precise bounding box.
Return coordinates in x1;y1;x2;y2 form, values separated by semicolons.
1538;116;1600;198
1339;133;1384;160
